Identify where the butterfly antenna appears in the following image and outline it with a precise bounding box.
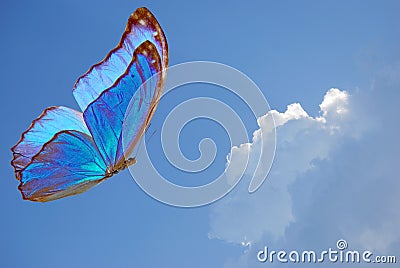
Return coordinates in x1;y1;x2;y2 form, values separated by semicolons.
146;129;157;144
132;128;157;160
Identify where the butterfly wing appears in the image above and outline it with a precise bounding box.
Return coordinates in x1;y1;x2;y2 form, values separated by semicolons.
16;42;163;202
83;41;163;169
11;106;91;179
11;107;107;201
72;7;168;112
19;130;107;202
11;7;168;202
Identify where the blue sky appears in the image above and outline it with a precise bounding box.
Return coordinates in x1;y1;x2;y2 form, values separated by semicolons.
1;1;399;267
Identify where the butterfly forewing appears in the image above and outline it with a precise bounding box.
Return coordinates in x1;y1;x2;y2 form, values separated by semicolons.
72;7;168;112
83;41;162;170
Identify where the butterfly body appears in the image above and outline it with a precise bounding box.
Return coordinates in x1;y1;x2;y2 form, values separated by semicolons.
11;7;168;202
105;157;137;178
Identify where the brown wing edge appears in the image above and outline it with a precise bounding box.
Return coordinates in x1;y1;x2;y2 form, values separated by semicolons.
17;130;107;202
113;40;164;170
11;106;64;180
71;7;169;100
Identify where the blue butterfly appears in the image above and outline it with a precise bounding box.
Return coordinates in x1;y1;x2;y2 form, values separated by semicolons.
11;7;168;202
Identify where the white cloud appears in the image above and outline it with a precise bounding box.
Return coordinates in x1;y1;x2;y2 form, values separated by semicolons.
211;88;351;244
320;88;349;117
209;70;400;267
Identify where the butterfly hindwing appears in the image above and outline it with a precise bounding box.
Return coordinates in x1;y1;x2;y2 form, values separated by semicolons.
19;130;107;202
11;106;90;179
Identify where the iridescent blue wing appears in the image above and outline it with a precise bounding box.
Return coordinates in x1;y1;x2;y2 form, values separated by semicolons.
11;107;107;201
83;41;163;169
10;7;168;202
19;130;107;202
11;106;91;179
72;7;168;112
